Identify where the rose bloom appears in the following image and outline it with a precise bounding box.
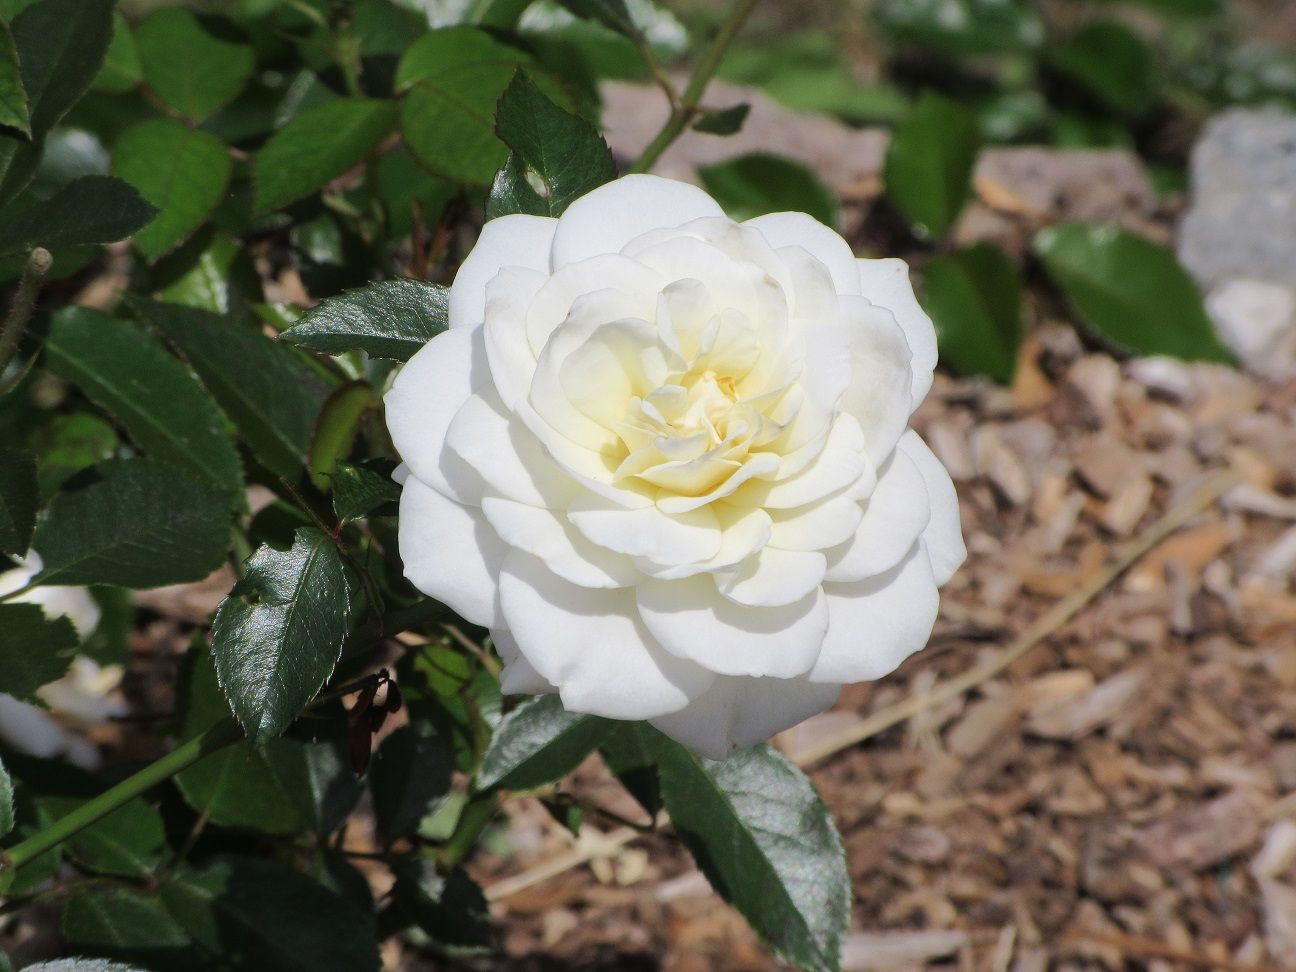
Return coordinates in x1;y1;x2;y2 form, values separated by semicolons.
387;175;965;758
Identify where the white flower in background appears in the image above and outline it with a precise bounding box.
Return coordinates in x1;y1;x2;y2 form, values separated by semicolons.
0;553;124;769
387;175;965;758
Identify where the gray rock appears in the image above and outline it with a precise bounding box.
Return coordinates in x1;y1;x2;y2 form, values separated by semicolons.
1178;108;1296;289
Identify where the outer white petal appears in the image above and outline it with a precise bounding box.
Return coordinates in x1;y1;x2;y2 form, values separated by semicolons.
767;487;866;551
649;677;842;760
448;214;556;328
637;576;828;678
549;175;724;269
897;430;966;585
481;495;640;589
482;266;546;409
857;257;937;406
838;296;913;464
715;545;826;608
492;628;556;695
744;211;861;296
498;551;713;719
23;585;101;639
568;492;721;565
398;476;505;628
0;694;101;768
824;447;930;582
738;414;870;510
385;325;489;504
809;541;939;683
445;389;579;509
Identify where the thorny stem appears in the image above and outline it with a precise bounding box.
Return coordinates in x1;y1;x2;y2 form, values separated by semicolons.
0;718;244;884
0;247;52;384
628;0;760;174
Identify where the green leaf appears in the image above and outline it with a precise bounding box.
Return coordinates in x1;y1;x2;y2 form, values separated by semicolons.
93;12;142;95
699;152;839;228
43;308;243;500
475;694;611;792
0;755;14;838
693;102;750;136
10;0;112;137
655;739;850;972
0;603;77;704
112;119;232;259
0;175;155;257
174;641;309;834
135;9;253;121
872;0;1045;55
922;243;1023;383
487;69;615;218
31;459;230;589
31;414;117;499
396;26;527;184
282;278;448;361
63;886;197;971
1047;22;1159;116
0;20;31;137
1033;223;1234;363
161;856;380;972
154;232;261;315
884;89;980;239
39;795;166;878
598;721;661;819
391;862;494;952
368;723;452;841
131;299;331;481
331;461;400;523
212;527;351;742
253;98;396;215
23;961;147;972
552;0;636;35
0;447;37;556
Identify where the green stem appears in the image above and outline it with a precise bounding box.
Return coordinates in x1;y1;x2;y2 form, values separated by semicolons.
0;247;52;380
0;718;244;881
435;792;499;872
628;0;760;175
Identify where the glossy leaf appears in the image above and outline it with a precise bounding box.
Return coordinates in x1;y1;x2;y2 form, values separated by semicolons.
135;9;253;121
132;299;330;481
699;152;839;227
43;308;242;499
396;27;527;184
254;98;396;214
331;461;400;523
487;70;615;218
884;89;979;239
922;243;1023;383
476;694;612;792
391;861;494;952
598;721;661;819
212;527;351;742
62;886;198;971
1034;223;1234;363
1047;22;1159;116
0;603;77;704
0;21;30;137
282;278;448;361
0;755;12;837
112;119;232;259
31;459;230;589
10;0;112;137
0;175;155;257
0;447;37;556
369;723;452;841
161;857;380;972
656;739;851;972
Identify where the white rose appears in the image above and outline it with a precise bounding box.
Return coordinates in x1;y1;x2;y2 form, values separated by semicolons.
386;175;965;758
0;552;124;768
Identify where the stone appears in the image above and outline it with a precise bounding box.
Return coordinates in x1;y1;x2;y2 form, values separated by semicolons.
1204;278;1296;376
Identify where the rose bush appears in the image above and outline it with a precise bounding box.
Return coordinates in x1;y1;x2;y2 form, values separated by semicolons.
387;174;965;757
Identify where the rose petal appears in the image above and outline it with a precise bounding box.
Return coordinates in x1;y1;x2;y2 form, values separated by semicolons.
838;296;913;464
398;476;505;628
715;545;827;608
898;429;966;585
568;492;721;564
492;628;556;695
498;551;713;719
649;676;841;760
449;214;556;329
635;504;772;580
768;487;866;551
737;413;869;510
745;211;860;296
385;325;490;504
482;266;546;409
481;494;640;588
857;257;937;406
550;174;723;269
637;575;828;677
809;541;939;683
824;446;930;582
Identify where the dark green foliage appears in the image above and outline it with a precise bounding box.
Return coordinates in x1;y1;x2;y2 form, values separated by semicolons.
922;243;1023;383
0;603;77;704
282;278;448;361
0;446;37;555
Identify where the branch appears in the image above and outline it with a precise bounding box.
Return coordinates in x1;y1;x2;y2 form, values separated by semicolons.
0;247;52;382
